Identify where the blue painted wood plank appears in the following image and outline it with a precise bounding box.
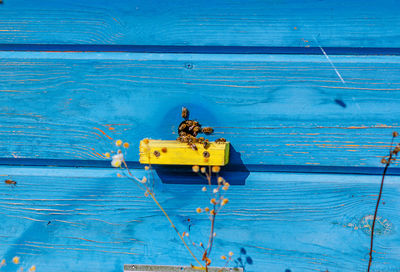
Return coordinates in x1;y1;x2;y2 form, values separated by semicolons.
4;158;400;176
0;166;399;271
1;44;400;56
0;0;399;48
0;52;399;168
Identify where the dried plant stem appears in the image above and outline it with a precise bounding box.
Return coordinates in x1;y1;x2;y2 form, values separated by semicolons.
207;206;217;258
121;160;204;268
367;133;397;272
148;192;204;268
203;166;218;269
367;156;391;272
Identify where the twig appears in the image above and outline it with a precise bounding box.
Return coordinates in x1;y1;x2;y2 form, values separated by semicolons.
148;192;204;268
367;133;398;271
367;160;389;272
206;206;217;258
121;158;204;268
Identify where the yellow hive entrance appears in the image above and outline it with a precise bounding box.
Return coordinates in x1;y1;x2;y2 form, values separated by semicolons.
139;140;230;166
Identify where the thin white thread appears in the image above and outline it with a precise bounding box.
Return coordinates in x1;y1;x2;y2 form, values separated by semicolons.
314;37;345;84
313;37;361;109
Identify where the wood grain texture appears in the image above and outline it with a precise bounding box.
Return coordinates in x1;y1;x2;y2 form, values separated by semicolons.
0;0;399;48
0;52;399;167
0;166;399;272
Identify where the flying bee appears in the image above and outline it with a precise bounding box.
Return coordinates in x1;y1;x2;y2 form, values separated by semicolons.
182;107;189;119
215;138;226;143
202;127;214;134
4;179;17;186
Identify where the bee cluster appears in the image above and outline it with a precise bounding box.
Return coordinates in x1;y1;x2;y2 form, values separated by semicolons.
177;107;226;152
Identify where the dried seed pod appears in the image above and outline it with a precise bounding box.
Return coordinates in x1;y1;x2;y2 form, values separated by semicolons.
4;179;17;186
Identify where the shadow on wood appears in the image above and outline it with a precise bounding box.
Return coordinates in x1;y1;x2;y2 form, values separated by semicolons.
155;145;249;185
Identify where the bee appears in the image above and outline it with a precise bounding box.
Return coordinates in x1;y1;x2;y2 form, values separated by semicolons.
203;151;210;158
4;179;17;186
202;127;214;134
189;143;198;151
193;126;201;134
153;150;161;157
197;137;205;143
203;139;210;149
187;135;197;144
178;123;187;132
215;138;226;143
179;131;187;136
182;107;189;119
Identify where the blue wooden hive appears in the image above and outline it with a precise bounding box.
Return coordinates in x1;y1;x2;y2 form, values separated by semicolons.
0;0;399;271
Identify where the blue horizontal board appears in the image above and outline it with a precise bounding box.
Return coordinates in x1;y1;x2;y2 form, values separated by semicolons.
0;0;399;48
1;44;400;55
0;52;399;168
0;166;399;271
2;158;400;177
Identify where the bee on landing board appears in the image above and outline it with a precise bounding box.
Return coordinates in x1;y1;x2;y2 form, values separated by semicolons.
203;139;210;149
4;179;17;187
189;143;198;151
215;138;226;143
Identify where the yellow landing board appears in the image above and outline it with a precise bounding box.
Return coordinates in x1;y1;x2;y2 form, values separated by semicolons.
139;140;229;166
